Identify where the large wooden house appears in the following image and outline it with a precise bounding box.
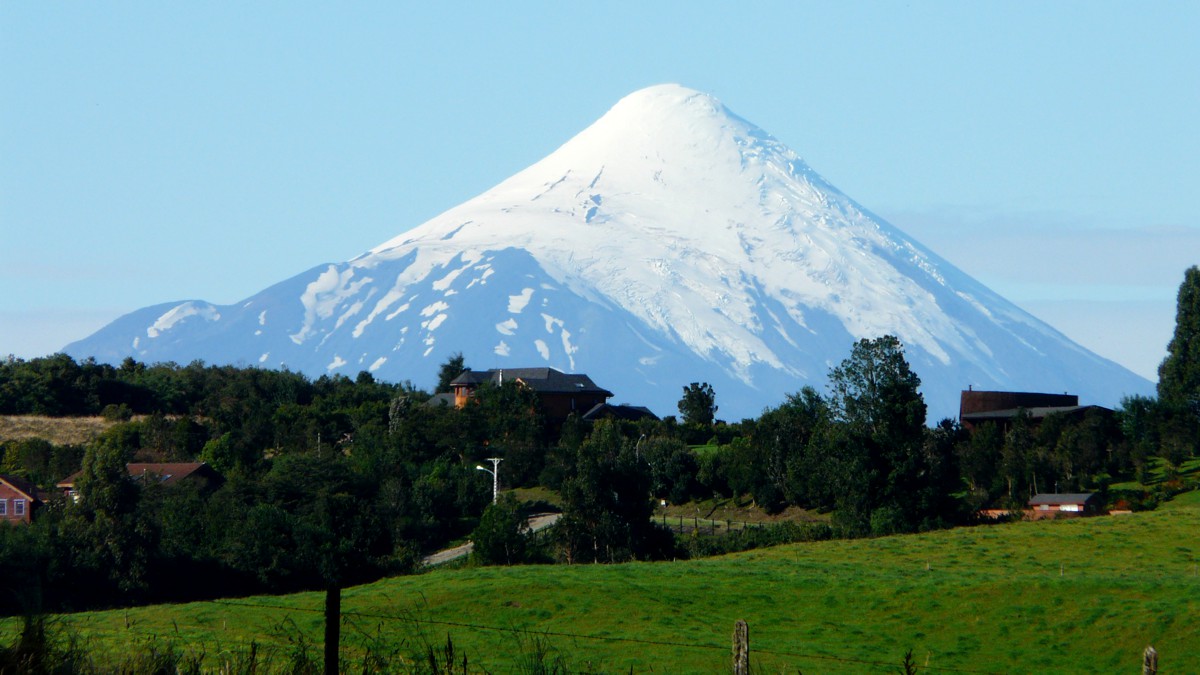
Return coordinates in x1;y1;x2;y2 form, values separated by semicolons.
959;389;1111;433
449;367;614;425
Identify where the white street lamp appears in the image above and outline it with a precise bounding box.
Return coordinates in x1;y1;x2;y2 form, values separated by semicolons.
475;457;502;504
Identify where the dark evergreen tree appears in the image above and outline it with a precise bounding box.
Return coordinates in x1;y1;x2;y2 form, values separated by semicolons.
1158;266;1200;406
1155;266;1200;465
436;352;467;394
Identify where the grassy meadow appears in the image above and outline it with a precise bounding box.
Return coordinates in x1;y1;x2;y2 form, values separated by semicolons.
5;500;1198;673
0;415;115;446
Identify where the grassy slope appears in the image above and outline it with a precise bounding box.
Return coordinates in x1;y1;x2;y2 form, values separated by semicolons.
7;501;1198;673
0;415;115;446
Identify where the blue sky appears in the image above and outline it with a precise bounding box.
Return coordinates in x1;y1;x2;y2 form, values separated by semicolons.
2;2;1196;383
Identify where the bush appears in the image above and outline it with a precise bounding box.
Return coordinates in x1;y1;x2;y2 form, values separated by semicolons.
471;494;531;566
99;403;133;422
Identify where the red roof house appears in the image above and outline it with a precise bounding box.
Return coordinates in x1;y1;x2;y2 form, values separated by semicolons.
57;462;223;502
0;474;42;524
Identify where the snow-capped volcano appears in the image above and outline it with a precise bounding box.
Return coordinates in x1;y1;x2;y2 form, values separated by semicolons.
66;84;1152;419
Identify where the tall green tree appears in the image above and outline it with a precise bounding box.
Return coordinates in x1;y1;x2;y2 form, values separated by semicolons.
677;382;717;426
825;336;934;534
72;426;154;598
1155;266;1200;465
827;336;926;444
1158;266;1200;406
746;387;828;511
556;421;669;563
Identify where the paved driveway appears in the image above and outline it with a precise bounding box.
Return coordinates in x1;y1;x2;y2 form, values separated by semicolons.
421;512;561;567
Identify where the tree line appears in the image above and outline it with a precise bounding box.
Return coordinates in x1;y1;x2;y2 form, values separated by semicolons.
1;266;1196;613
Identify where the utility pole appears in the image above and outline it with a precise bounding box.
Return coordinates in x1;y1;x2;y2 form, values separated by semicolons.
476;457;502;504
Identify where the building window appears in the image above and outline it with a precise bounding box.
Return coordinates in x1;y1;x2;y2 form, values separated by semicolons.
0;499;7;516
14;500;25;517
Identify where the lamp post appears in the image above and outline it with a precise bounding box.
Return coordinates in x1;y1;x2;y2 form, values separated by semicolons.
476;457;502;504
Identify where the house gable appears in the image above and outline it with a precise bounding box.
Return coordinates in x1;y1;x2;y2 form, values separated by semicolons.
0;474;42;524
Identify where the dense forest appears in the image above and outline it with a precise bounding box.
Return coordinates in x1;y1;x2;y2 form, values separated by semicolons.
1;266;1197;616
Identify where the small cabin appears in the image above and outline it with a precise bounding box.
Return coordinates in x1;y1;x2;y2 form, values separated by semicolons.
1027;493;1102;519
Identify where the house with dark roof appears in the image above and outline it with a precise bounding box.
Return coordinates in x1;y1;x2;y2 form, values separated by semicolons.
959;389;1112;433
449;367;614;425
581;402;660;423
57;462;224;503
1027;493;1102;519
0;474;41;524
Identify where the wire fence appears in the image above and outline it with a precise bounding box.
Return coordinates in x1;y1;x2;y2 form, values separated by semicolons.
650;514;768;535
6;592;1156;674
187;597;1008;674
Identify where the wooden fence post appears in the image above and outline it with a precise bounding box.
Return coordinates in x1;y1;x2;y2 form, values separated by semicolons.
324;584;341;675
733;619;750;675
1143;645;1157;675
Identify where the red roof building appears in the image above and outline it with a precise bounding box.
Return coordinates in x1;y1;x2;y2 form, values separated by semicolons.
0;474;42;524
57;462;223;502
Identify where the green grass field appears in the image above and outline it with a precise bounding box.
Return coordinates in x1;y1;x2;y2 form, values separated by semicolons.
1111;456;1200;491
6;501;1198;673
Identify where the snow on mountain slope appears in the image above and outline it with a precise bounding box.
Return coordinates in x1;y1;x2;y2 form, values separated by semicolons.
65;84;1153;420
